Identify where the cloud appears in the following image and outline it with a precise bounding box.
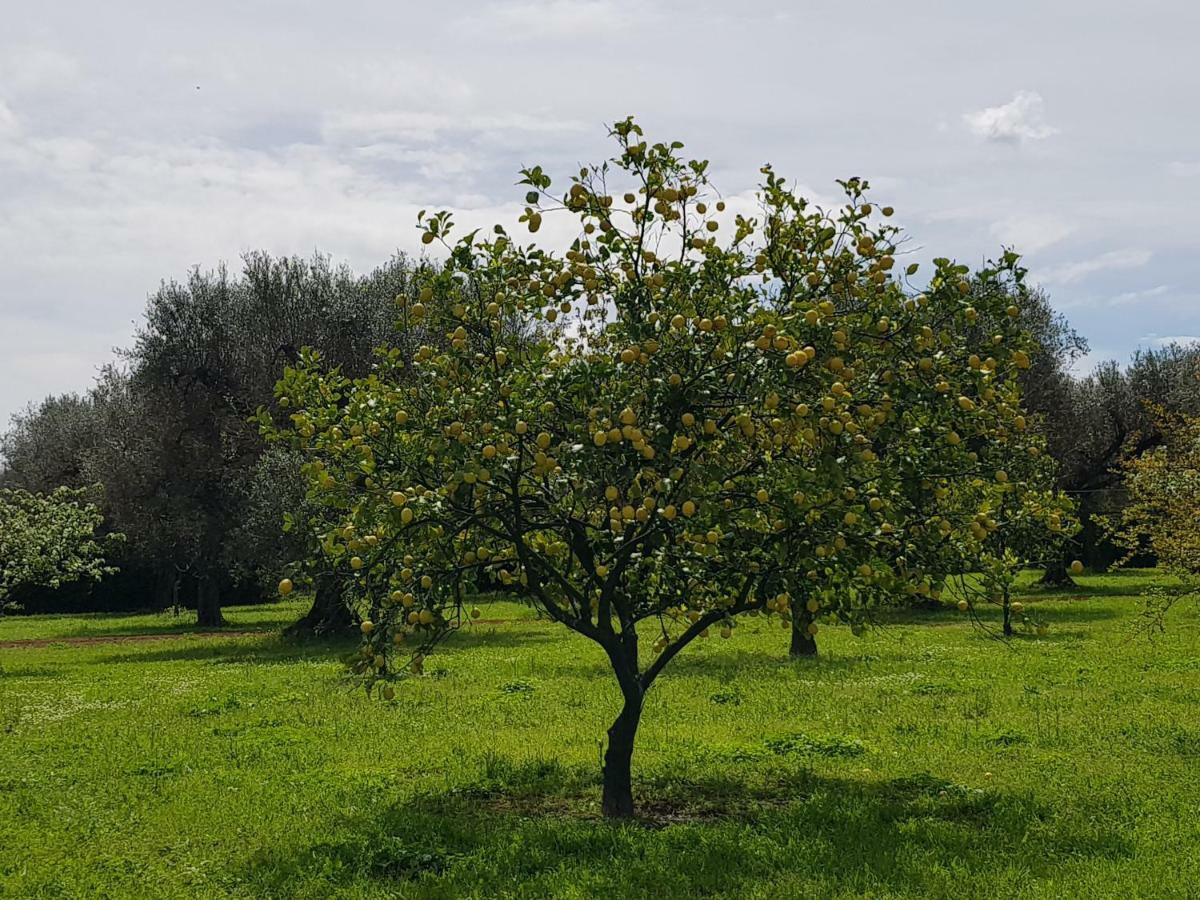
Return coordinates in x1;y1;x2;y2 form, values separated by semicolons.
964;91;1057;143
1110;284;1171;305
1041;248;1151;285
989;213;1074;253
1167;160;1200;177
1141;334;1200;347
463;0;634;38
322;111;591;147
2;1;1200;428
0;99;19;138
0;47;80;93
1067;349;1106;376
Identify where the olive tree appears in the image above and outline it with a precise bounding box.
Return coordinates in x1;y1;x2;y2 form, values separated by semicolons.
267;121;1050;817
123;253;419;625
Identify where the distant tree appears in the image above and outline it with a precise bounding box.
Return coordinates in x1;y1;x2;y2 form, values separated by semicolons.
1112;409;1200;624
82;365;218;619
1036;343;1200;583
0;393;99;492
782;278;1075;652
120;252;419;626
0;253;420;623
947;470;1077;635
0;487;121;614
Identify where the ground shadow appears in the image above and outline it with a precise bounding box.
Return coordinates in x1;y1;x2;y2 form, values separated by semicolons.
884;603;1121;628
95;635;354;667
239;756;1132;897
441;626;559;652
93;623;557;667
1019;580;1158;601
662;645;909;678
7;605;297;641
0;663;63;680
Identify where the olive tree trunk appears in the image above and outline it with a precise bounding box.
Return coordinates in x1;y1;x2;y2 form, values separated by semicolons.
195;575;226;627
285;574;356;638
1039;557;1076;589
790;601;817;658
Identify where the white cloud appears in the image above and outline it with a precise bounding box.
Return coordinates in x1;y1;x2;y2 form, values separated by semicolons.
322;111;591;147
1042;248;1152;285
0;47;80;93
1110;284;1171;305
1067;349;1106;376
1141;334;1200;347
464;0;634;38
3;1;1200;427
964;91;1058;143
1167;160;1200;177
989;213;1074;253
0;100;19;139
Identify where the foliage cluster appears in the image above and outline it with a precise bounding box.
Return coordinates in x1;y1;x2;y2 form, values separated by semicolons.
0;486;121;613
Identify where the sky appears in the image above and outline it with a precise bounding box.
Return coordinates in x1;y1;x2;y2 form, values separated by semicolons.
2;0;1199;427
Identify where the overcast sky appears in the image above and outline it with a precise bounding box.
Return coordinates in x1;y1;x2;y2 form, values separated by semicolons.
3;0;1198;427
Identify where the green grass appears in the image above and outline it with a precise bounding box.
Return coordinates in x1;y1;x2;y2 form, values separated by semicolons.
1;571;1198;898
0;597;311;642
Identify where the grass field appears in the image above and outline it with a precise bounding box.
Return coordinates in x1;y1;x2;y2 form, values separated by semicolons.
1;571;1198;898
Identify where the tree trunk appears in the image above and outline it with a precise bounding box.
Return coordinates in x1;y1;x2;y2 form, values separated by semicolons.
1002;598;1014;637
195;575;226;627
602;690;643;819
1039;557;1076;589
790;602;817;658
152;565;177;612
285;575;356;638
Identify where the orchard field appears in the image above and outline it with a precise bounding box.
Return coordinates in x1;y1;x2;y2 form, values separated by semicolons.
2;570;1197;899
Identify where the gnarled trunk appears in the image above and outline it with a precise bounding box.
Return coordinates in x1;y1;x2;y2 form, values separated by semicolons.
601;689;643;819
195;575;225;627
790;601;817;658
1039;557;1076;589
285;574;356;638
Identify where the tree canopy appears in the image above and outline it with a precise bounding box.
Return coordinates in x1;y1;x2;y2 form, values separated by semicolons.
1112;409;1200;624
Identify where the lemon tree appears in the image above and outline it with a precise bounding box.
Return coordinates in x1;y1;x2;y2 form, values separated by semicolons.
1111;410;1200;625
940;457;1076;635
266;120;1051;817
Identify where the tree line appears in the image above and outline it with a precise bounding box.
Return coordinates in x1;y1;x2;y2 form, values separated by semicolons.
1;252;424;628
1;234;1198;629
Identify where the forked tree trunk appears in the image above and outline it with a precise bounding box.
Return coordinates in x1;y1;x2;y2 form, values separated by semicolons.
196;575;226;628
285;575;356;638
790;601;817;658
602;689;643;819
